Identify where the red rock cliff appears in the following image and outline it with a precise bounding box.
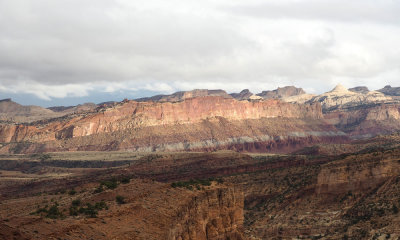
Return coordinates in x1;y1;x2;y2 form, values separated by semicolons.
0;97;341;153
0;97;322;142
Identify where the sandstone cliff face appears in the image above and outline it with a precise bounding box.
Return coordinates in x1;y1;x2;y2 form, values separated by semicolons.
281;93;316;104
349;86;369;94
0;96;338;153
0;97;322;142
169;186;244;240
229;89;263;101
323;104;400;138
136;89;233;102
378;85;400;96
47;102;97;114
0;176;245;240
256;86;305;99
316;150;400;194
308;84;394;111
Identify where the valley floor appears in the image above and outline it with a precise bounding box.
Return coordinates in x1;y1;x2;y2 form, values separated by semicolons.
1;135;400;239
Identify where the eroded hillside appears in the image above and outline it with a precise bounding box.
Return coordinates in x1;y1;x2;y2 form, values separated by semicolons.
1;136;400;239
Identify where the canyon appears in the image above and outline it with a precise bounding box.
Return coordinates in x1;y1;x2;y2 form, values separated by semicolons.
1;85;400;155
1;85;400;239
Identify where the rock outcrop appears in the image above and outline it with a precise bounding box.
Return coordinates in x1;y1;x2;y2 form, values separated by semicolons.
230;89;261;101
349;86;369;94
316;149;400;194
0;96;347;154
47;103;97;114
282;93;316;104
0;99;64;123
378;85;400;96
0;171;245;240
169;186;245;240
230;89;253;100
307;84;394;111
323;104;400;137
135;89;232;102
256;86;306;99
303;85;400;139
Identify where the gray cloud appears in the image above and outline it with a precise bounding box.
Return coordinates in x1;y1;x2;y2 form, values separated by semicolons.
0;0;399;102
226;0;400;25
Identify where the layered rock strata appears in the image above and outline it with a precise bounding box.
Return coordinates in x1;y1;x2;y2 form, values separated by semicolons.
135;89;233;102
256;86;305;99
307;84;393;111
316;149;400;194
0;97;345;153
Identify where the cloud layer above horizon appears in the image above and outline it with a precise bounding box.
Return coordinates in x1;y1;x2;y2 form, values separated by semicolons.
0;0;399;104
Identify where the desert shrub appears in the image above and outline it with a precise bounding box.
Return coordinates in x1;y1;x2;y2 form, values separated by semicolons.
116;195;125;204
46;203;63;219
171;178;216;190
392;204;399;214
69;206;79;216
39;154;51;161
71;199;81;207
68;189;77;195
94;200;108;210
70;200;107;217
30;153;51;161
35;206;48;214
79;203;98;218
100;179;118;189
93;178;119;193
94;185;104;193
120;177;130;184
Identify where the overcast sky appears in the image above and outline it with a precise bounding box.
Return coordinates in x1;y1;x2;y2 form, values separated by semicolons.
0;0;399;106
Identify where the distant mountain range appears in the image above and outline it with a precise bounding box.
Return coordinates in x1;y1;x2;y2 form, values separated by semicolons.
1;84;400;154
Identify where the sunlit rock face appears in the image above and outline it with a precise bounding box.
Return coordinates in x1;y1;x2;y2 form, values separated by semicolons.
0;96;348;154
256;86;306;99
307;84;394;111
1;85;400;153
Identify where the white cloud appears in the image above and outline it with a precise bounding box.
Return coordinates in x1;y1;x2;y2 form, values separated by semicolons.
0;81;93;100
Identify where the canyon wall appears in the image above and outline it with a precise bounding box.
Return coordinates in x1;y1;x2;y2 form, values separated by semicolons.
316;150;400;194
0;97;344;153
323;104;400;138
1;97;322;142
169;186;245;240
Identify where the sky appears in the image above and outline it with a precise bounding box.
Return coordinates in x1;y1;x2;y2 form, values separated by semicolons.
0;0;399;107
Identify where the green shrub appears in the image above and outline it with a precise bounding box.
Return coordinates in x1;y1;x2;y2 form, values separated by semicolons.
46;203;63;219
170;178;216;190
120;177;130;184
94;185;104;193
69;206;79;216
39;154;51;161
68;189;77;195
79;203;98;218
392;204;399;214
93;200;107;210
35;206;48;214
101;179;118;189
69;200;107;217
116;195;125;204
71;199;81;207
